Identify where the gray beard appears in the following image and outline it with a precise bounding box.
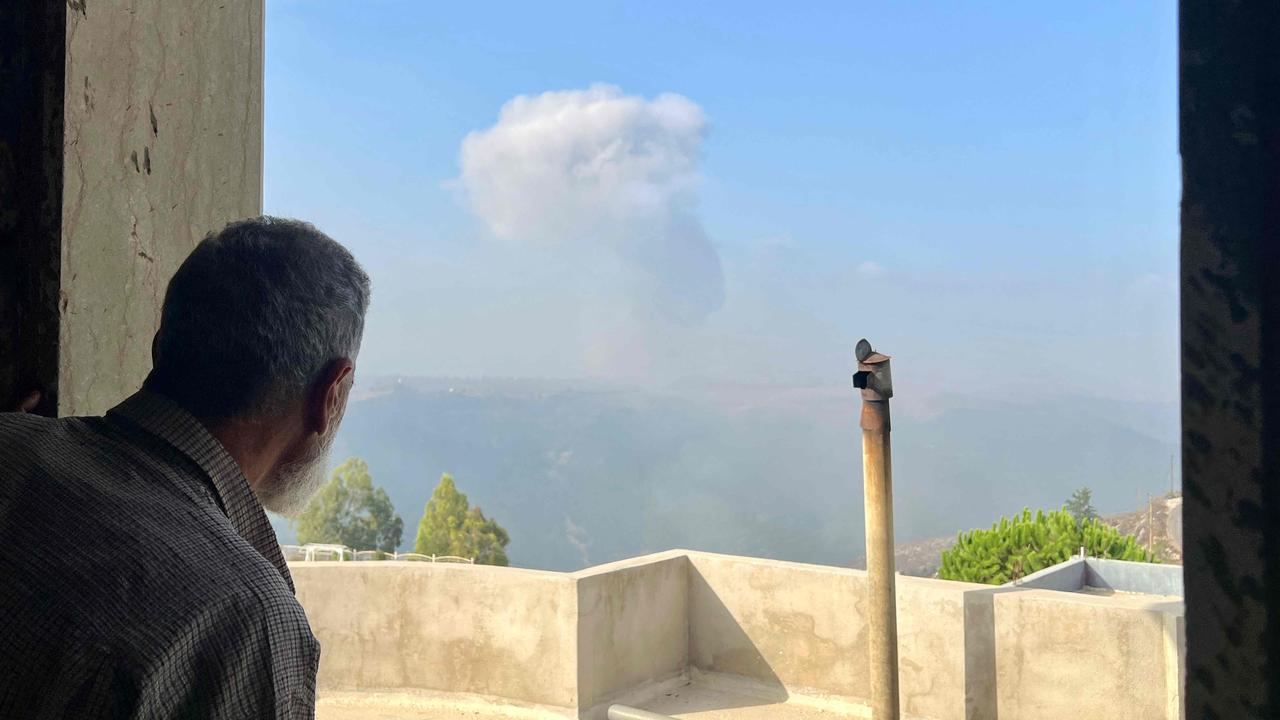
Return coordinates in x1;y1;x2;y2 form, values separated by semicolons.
256;426;337;517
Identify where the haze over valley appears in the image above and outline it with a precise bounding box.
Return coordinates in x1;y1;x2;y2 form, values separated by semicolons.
273;376;1178;571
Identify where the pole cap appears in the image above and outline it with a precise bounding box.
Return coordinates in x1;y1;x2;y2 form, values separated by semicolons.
853;338;893;400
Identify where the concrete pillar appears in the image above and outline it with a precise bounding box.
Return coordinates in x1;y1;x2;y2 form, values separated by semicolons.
0;1;263;416
1180;1;1280;717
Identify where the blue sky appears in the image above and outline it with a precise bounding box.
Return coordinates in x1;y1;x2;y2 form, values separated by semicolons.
264;1;1179;406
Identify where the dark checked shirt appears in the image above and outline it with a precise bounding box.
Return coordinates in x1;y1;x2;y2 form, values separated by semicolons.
0;390;319;719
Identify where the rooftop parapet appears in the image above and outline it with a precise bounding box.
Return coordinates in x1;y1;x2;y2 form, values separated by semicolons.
292;550;1184;719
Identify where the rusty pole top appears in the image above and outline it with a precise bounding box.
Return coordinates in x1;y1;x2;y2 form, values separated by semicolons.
853;338;893;430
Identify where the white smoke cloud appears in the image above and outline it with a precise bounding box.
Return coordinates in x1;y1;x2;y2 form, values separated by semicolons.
458;85;725;334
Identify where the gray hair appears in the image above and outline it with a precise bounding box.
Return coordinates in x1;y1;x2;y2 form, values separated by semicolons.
148;216;371;421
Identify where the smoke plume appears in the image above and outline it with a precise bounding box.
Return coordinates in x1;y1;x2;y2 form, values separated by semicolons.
458;85;724;377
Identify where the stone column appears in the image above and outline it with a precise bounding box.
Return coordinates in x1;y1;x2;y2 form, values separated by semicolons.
1180;1;1280;717
0;1;263;416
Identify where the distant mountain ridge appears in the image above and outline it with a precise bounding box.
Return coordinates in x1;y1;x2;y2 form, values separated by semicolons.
273;377;1179;572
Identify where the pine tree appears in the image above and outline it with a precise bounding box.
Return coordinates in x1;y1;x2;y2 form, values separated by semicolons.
415;473;510;566
1065;487;1099;523
938;507;1151;585
463;506;510;566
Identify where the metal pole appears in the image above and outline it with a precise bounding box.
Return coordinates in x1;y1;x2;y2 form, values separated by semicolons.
853;338;899;720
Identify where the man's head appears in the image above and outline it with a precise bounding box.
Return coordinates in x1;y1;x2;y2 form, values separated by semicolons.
147;216;370;515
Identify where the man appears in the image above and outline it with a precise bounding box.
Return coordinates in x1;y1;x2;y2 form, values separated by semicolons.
0;217;370;718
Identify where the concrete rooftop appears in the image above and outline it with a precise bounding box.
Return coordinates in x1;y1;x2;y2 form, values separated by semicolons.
292;550;1185;720
316;675;870;720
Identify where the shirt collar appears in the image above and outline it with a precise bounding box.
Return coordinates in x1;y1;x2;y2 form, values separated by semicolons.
107;390;294;592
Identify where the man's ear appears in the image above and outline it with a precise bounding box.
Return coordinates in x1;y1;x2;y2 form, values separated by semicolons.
308;358;355;436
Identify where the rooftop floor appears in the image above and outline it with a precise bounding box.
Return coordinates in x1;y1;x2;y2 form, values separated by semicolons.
635;677;869;719
317;689;566;720
316;675;874;720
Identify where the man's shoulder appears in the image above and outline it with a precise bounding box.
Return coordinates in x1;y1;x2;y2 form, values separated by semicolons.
119;518;308;623
156;556;314;640
0;450;305;652
73;538;315;664
0;410;53;429
0;410;110;475
0;407;300;620
0;410;71;447
0;409;92;433
171;544;307;617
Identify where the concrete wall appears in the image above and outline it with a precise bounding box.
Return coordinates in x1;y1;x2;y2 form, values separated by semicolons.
575;552;690;713
292;551;1185;719
896;577;989;720
961;588;1000;720
687;552;986;720
1011;557;1088;593
1085;558;1184;597
292;562;579;711
58;0;264;415
1012;557;1185;598
688;552;869;701
994;589;1184;720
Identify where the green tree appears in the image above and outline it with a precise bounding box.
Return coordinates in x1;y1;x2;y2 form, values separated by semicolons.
415;473;510;566
463;506;510;566
1065;486;1099;523
938;507;1152;585
294;458;403;552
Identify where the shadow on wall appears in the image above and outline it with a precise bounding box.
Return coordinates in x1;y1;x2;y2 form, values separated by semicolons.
681;565;786;713
963;586;1010;720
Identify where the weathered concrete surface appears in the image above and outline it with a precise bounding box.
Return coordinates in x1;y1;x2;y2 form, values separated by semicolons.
57;0;263;416
960;588;999;720
686;553;983;720
292;562;579;711
993;589;1184;720
1009;557;1087;593
294;551;1186;719
316;677;866;720
688;553;866;702
317;689;573;720
894;577;984;720
1013;557;1185;597
1084;558;1184;597
628;671;869;719
576;552;690;714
